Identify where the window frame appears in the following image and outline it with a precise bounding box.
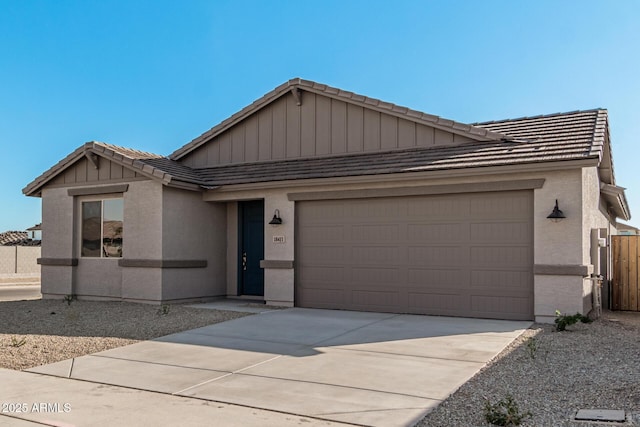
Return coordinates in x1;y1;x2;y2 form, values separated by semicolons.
77;194;124;259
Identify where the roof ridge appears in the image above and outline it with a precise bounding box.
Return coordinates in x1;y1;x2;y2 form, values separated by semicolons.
91;141;164;159
473;108;606;125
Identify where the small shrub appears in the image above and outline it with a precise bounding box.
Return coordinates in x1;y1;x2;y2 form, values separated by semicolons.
525;337;538;359
484;394;532;426
524;336;549;362
63;294;77;306
554;310;592;331
10;336;27;348
156;304;171;316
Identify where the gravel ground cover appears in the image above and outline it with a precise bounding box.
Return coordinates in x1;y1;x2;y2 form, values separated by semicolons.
0;299;249;370
419;310;640;426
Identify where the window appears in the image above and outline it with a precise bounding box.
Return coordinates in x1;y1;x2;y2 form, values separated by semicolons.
81;198;123;258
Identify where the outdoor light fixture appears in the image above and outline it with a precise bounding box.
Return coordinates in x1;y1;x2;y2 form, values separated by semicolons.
269;209;283;225
547;199;566;222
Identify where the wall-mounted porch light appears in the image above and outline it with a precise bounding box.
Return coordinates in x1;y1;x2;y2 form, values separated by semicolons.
547;199;566;222
269;209;283;225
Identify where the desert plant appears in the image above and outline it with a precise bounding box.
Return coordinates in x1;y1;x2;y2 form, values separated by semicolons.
484;394;532;426
9;336;27;348
156;304;171;316
554;310;592;331
525;337;539;360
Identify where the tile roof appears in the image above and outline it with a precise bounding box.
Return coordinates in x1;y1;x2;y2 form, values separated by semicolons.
0;231;40;246
23;108;611;197
90;142;204;187
23;80;618;215
191;135;600;187
473;109;607;157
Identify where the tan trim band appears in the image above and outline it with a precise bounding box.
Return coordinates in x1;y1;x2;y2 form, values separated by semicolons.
68;184;129;196
534;264;593;276
288;179;545;201
259;260;294;269
118;259;207;268
38;258;78;266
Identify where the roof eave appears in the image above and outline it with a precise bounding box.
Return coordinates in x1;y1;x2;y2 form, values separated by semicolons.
601;183;631;221
23;142;95;197
201;158;599;195
23;142;190;197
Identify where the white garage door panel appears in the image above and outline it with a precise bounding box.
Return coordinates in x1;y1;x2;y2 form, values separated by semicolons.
296;191;534;320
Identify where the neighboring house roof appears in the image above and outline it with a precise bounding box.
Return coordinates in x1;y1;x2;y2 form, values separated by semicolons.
22;79;631;220
169;78;509;161
0;231;40;246
616;222;639;234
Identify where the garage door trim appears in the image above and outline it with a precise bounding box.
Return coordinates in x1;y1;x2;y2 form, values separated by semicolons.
288;178;545;201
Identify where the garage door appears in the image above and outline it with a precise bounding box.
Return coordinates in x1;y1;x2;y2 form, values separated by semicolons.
295;191;533;320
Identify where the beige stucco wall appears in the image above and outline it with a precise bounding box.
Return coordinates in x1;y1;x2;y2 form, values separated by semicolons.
226;202;238;296
206;165;605;322
222;191;295;305
40;187;75;297
39;180;167;302
120;180;164;302
531;169;585;322
160;187;227;301
40;179;229;303
581;166;615;313
37;159;611;320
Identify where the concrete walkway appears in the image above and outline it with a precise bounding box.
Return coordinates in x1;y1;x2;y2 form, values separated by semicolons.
10;308;529;427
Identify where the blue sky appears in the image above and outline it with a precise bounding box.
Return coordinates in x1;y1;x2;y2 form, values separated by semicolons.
1;0;638;231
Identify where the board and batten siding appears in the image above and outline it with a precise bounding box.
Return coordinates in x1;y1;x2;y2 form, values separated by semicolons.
48;156;144;187
181;91;474;168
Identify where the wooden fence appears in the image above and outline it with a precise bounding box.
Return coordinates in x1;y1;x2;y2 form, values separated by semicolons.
612;235;640;311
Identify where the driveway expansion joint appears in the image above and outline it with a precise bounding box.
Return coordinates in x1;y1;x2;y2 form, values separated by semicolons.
308;313;401;347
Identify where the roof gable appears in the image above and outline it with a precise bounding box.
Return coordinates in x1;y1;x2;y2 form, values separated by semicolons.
170;78;508;164
23;142;203;197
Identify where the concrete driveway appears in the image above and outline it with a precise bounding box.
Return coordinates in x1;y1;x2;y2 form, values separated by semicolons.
26;308;530;426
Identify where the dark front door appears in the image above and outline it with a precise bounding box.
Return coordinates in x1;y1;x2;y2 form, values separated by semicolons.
239;200;264;296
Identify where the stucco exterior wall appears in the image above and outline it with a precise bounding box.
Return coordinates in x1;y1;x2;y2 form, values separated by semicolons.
40;187;75;297
160;187;227;301
581;166;614;313
223;191;295;305
532;169;585;322
205;166;596;319
37;159;610;320
120;180;164;302
38;180;170;302
75;258;123;298
226;202;238;296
